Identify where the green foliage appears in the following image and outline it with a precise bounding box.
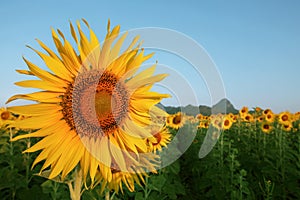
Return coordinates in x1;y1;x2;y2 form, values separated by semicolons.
1;119;300;199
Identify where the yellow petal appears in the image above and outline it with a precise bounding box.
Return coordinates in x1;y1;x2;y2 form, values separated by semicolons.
23;127;67;153
8;104;60;116
6;91;61;104
15;80;66;92
30;47;72;81
11;120;68;141
109;136;127;171
61;137;84;178
48;133;80;179
10;112;63;129
16;69;34;75
127;74;168;90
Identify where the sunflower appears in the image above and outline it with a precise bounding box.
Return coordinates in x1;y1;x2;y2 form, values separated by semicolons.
278;111;291;125
242;113;254;123
7;20;170;192
265;112;275;123
197;121;209;129
256;115;264;123
165;114;173;127
255;107;262;113
263;108;272;116
294;112;300;121
239;106;248;116
0;107;15;127
167;112;185;130
147;126;171;153
261;122;272;134
222;116;233;130
281;122;293;132
211;114;222;130
228;113;238;123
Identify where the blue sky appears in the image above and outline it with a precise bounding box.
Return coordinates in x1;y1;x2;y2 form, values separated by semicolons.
0;0;299;113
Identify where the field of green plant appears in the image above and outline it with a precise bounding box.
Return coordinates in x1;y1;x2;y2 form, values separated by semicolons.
1;108;300;200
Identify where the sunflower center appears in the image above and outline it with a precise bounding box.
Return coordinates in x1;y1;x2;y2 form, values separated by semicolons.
1;111;10;120
263;124;270;129
62;70;129;138
152;133;162;145
172;115;181;124
95;91;112;119
224;120;230;126
282;115;288;121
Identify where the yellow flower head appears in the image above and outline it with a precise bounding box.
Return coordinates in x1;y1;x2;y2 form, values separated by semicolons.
281;122;293;132
222;116;233;130
0;107;15;127
263;108;272;116
167;112;185;130
256;115;264;123
147;126;171;153
242;113;254;123
211;114;223;130
293;112;300;121
239;106;248;116
255;107;262;113
197;121;210;129
278;111;292;125
261;122;272;134
265;112;275;123
7;20;170;192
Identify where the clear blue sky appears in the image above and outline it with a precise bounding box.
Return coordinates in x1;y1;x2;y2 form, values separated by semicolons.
0;0;299;113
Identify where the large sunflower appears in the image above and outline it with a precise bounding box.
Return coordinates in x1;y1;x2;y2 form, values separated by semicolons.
7;20;170;192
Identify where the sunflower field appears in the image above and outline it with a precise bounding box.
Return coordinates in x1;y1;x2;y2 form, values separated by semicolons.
1;106;300;200
1;19;300;200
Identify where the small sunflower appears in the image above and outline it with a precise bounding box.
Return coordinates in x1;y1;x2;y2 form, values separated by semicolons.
165;114;173;127
147;126;171;153
227;113;236;122
256;115;264;123
167;112;185;130
265;112;275;123
281;122;293;132
222;116;233;130
197;121;209;129
0;107;15;127
261;122;272;134
255;107;262;113
239;106;248;116
211;114;222;130
263;108;272;116
278;111;291;125
293;112;300;121
196;114;202;119
242;113;254;123
7;20;170;192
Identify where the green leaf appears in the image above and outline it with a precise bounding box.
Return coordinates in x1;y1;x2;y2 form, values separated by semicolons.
148;175;166;192
134;192;144;200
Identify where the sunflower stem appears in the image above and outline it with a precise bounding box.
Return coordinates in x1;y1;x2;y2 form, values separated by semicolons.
9;128;16;200
105;190;110;200
68;168;83;200
25;137;31;188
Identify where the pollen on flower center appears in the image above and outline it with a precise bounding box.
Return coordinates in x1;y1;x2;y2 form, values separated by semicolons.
282;115;288;121
263;124;270;129
1;111;10;120
224;120;230;126
172;115;181;124
61;69;129;138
